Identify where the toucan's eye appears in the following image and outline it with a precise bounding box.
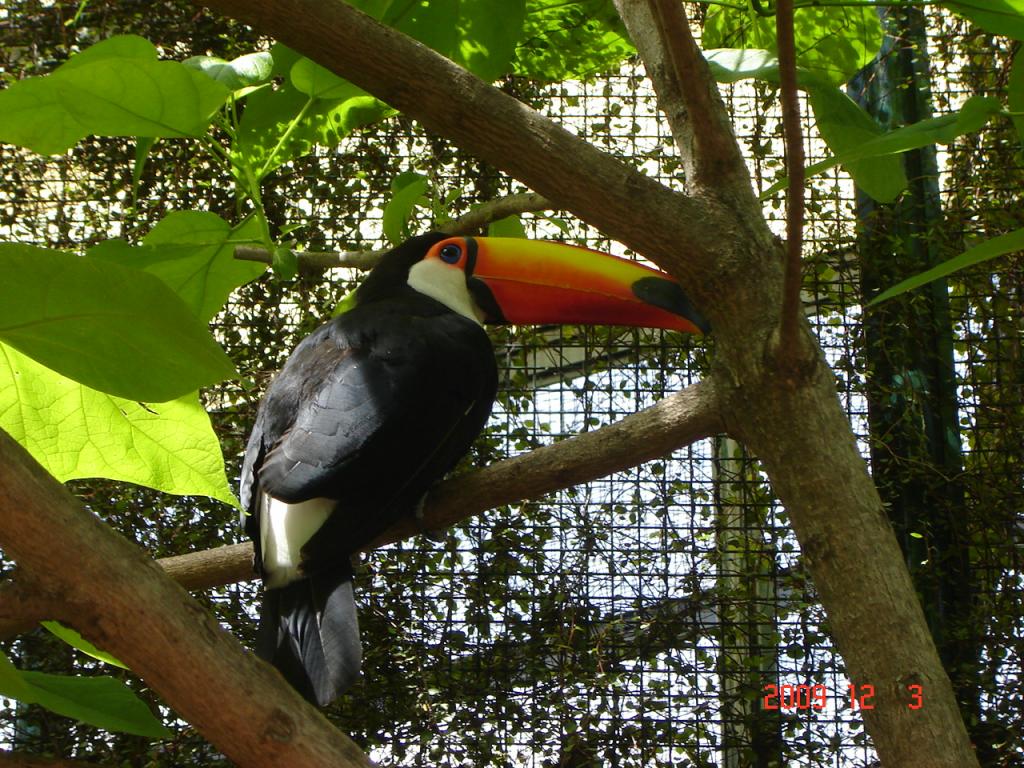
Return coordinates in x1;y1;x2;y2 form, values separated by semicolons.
439;243;462;264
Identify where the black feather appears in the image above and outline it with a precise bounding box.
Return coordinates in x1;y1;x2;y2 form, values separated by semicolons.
255;564;361;706
240;234;498;704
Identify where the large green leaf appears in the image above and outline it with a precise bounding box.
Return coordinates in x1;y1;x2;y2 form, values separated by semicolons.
1;660;171;738
88;213;266;322
514;0;634;81
233;78;389;182
703;2;883;86
0;244;236;402
377;0;526;81
704;47;784;84
805;95;1001;170
942;1;1024;41
809;87;907;203
55;33;156;70
0;650;33;701
183;52;274;91
868;227;1024;306
488;214;527;238
290;57;366;101
0;649;167;739
0;343;238;506
0;37;228;155
20;671;170;738
383;173;429;246
42;622;128;669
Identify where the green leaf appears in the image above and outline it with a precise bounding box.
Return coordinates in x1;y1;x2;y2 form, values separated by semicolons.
1;649;168;739
487;214;527;238
814;94;999;165
18;669;170;739
449;0;526;81
705;47;784;84
55;34;156;71
290;57;365;101
0;244;236;402
942;1;1024;41
0;650;34;702
383;173;429;246
233;80;389;181
867;227;1024;306
808;87;907;203
703;2;883;86
0;343;239;506
183;52;273;91
763;96;1002;198
704;48;905;201
514;0;634;81
87;212;266;322
41;622;128;669
0;51;229;155
351;0;527;81
272;245;299;280
331;290;359;317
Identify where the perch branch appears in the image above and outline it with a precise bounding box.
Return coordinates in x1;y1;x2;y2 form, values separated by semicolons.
233;192;555;272
0;429;374;768
0;379;723;639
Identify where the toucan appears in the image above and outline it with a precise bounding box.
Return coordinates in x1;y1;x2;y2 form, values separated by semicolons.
239;232;707;705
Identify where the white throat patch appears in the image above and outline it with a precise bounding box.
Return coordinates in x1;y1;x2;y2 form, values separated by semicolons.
407;259;484;324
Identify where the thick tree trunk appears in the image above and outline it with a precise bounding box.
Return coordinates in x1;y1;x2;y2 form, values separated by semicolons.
724;326;975;764
189;0;981;764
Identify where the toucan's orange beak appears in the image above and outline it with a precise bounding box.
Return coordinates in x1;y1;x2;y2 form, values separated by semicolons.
427;236;709;334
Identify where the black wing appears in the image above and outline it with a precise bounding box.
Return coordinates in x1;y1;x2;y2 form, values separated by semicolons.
241;294;497;570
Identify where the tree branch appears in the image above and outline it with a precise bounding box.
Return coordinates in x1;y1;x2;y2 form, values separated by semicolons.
634;0;752;192
0;379;724;639
445;192;554;236
774;0;808;371
0;430;373;768
234;193;555;272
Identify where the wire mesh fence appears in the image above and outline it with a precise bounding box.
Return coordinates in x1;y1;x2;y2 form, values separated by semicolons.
1;1;1022;766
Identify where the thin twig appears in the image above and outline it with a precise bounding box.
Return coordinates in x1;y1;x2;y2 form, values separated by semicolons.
775;0;806;365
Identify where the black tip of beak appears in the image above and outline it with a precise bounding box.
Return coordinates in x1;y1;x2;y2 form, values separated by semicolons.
632;277;711;334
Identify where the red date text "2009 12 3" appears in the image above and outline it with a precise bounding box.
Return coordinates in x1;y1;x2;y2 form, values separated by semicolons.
761;683;924;711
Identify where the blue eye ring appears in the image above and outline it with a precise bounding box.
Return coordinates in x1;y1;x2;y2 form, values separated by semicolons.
439;243;462;264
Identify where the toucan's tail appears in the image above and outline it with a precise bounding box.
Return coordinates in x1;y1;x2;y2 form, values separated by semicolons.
256;565;361;706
